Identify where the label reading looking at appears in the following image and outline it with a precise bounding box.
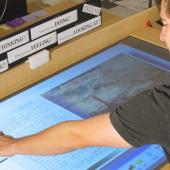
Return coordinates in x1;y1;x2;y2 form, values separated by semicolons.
58;16;101;44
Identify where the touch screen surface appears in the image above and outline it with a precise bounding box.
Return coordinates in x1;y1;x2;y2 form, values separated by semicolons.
1;43;170;170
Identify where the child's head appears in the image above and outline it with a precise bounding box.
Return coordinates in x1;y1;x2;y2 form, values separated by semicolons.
156;0;170;49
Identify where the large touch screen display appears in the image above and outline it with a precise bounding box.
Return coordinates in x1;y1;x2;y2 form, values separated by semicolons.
0;43;169;170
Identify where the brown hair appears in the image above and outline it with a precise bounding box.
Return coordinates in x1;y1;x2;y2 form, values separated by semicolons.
167;0;170;16
156;0;170;16
155;0;161;10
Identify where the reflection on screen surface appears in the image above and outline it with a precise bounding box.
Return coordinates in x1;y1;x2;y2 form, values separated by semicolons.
0;44;169;170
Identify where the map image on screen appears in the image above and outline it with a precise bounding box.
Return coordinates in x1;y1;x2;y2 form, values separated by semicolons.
42;53;170;118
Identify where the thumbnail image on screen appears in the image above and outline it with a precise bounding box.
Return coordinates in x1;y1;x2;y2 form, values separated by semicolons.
42;53;170;118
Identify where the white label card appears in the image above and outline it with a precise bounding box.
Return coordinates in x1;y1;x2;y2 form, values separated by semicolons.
0;31;29;55
7;32;57;64
58;16;101;44
82;4;101;16
31;10;78;40
0;59;8;73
